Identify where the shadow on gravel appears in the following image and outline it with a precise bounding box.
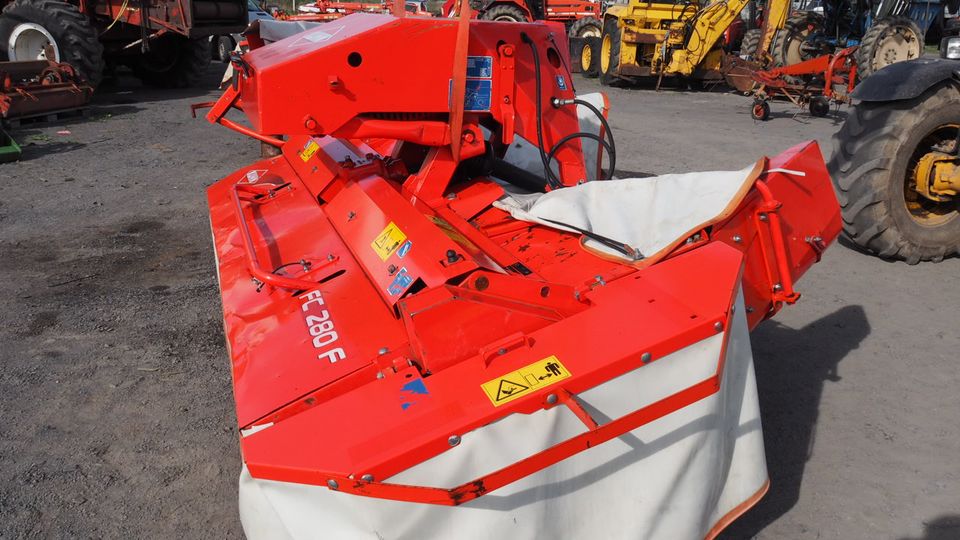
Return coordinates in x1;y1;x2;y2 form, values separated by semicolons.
897;515;960;540
719;304;871;539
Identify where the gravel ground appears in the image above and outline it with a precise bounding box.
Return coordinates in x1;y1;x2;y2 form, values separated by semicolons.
0;65;957;539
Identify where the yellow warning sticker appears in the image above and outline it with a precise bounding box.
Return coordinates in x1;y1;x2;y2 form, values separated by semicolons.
371;222;408;261
298;140;320;162
481;355;571;406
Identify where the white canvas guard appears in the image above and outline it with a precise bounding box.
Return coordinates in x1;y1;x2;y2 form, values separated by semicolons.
238;287;768;540
493;161;763;264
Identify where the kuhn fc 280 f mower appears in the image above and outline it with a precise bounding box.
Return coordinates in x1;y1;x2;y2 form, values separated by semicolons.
201;10;840;539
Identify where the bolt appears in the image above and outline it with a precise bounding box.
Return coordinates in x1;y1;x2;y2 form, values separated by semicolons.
360;474;374;482
327;479;339;490
376;371;385;379
304;116;319;131
746;306;755;313
498;348;507;355
773;283;783;292
546;393;558;405
461;130;476;144
448;435;461;447
388;264;397;275
732;235;742;243
328;75;341;87
641;352;652;364
446;192;457;200
594;275;606;286
714;321;724;332
347;211;356;221
502;45;514;57
758;213;768;221
327;254;335;261
378;347;389;355
446;249;459;264
503;96;511;104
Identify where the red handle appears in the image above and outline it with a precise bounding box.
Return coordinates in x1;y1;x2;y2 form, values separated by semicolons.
231;182;323;292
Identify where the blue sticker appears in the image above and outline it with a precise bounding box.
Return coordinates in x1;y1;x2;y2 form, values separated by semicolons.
466;56;493;78
400;378;429;411
387;267;414;296
397;240;412;258
556;74;567;90
448;79;493;112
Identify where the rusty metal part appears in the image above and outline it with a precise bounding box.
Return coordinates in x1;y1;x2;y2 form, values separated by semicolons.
0;59;93;120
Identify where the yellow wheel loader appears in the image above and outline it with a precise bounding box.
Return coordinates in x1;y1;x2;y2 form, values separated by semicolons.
598;0;791;86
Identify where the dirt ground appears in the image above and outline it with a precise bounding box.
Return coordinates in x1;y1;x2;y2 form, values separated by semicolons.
0;65;957;539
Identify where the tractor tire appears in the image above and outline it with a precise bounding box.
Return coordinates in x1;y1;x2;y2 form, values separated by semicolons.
599;17;621;86
132;35;212;88
216;35;235;63
580;36;600;78
478;4;527;22
770;11;825;67
0;0;104;86
739;28;762;60
569;16;601;39
827;82;960;263
856;16;923;80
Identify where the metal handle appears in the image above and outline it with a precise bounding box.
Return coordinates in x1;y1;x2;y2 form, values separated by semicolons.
231;182;322;292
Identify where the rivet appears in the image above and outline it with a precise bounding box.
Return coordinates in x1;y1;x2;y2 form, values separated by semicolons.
378;347;389;355
641;352;652;364
327;479;339;490
327;254;335;261
448;435;461;447
746;306;755;313
376;371;385;379
347;211;356;221
732;235;742;243
759;213;768;221
361;474;374;482
498;348;507;355
446;192;457;200
388;264;397;275
714;321;724;332
546;393;558;404
773;283;783;292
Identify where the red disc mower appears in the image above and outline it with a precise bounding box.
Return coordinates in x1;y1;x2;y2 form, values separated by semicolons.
199;10;841;539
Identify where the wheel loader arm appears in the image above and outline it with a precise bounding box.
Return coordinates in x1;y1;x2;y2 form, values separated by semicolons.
666;0;789;75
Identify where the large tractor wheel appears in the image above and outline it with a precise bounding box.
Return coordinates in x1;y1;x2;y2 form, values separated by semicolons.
739;28;762;60
132;35;212;88
599;18;621;86
569;16;601;38
770;12;825;67
580;36;600;78
478;4;527;22
828;83;960;263
856;16;923;79
0;0;104;86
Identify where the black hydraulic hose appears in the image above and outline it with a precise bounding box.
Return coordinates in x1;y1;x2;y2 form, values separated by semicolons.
520;32;563;190
549;97;618;181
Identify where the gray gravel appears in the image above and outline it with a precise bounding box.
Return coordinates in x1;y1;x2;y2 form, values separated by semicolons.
0;66;957;539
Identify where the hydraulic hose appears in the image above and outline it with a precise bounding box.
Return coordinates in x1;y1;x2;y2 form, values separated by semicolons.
520;32;563;190
550;97;618;181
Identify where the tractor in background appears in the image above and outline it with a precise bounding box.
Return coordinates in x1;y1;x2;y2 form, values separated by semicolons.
829;48;960;263
0;0;247;87
444;0;604;38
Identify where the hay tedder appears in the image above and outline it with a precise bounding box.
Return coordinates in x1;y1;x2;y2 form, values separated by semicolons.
200;9;841;539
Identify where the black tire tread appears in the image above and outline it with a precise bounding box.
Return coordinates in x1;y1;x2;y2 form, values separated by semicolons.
770;11;824;67
599;17;621;86
581;36;600;78
740;28;762;59
478;4;527;22
856;15;923;80
0;0;105;86
569;16;601;38
827;83;960;263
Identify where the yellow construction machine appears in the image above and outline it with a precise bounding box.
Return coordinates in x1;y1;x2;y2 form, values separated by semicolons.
595;0;791;86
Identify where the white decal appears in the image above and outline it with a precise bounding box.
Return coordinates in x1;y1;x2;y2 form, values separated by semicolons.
299;290;346;363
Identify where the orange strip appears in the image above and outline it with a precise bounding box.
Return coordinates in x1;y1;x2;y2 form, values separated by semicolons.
705;478;770;540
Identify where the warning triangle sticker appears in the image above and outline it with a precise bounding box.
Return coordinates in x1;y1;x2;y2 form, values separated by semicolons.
495;379;529;401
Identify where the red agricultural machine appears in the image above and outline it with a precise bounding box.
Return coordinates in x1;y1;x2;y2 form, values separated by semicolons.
0;0;247;87
445;0;602;38
200;10;841;539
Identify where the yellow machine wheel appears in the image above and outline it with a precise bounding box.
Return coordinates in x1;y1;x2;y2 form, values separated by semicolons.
599;18;620;86
580;36;600;78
